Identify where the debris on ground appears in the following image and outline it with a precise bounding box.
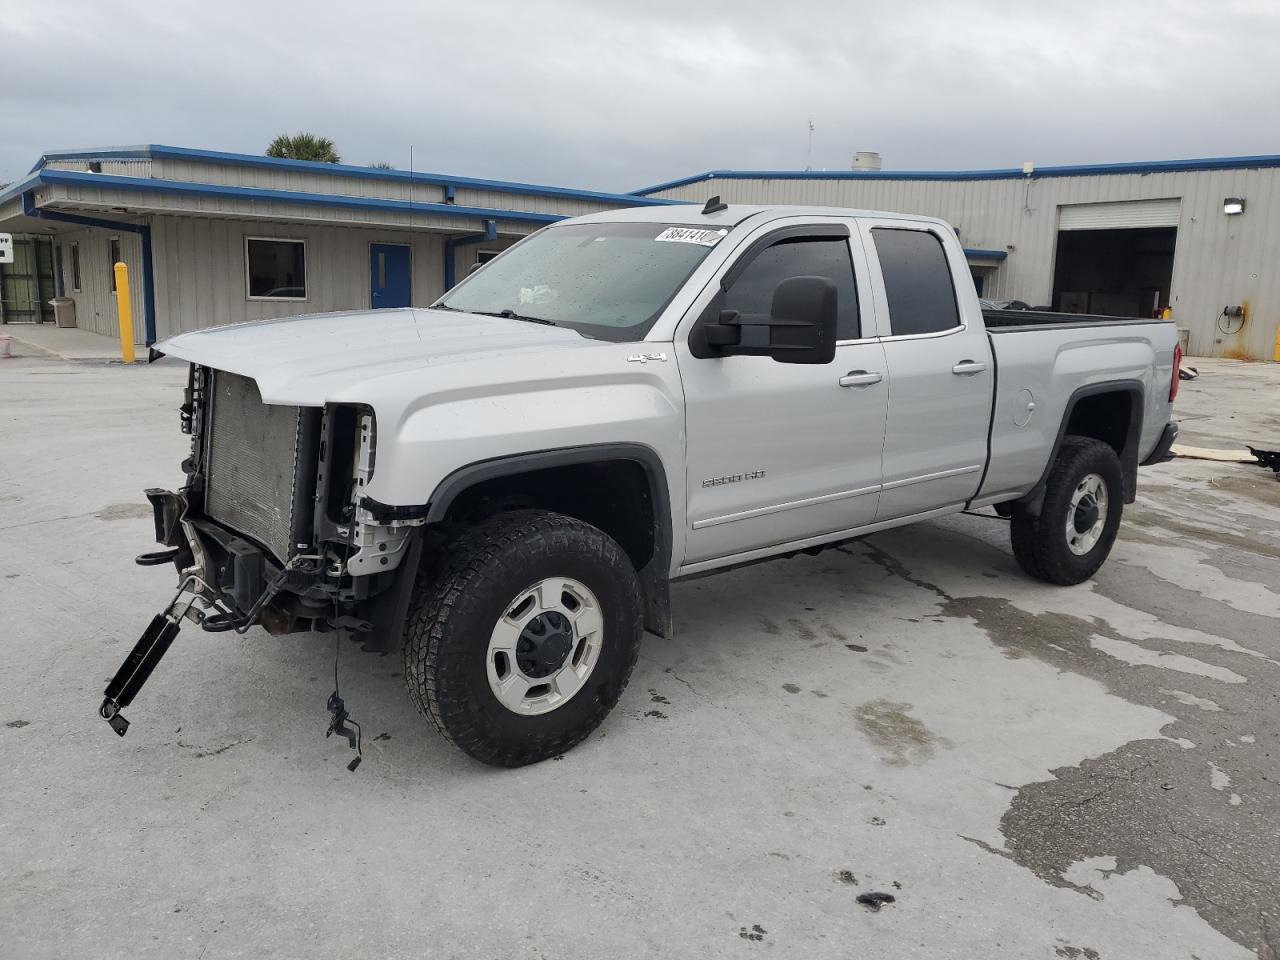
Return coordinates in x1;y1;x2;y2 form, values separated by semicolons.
1179;366;1199;380
855;892;897;912
1249;447;1280;475
1171;444;1258;463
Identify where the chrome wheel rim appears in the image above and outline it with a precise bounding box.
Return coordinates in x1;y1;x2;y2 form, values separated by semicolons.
1066;473;1109;556
486;577;604;716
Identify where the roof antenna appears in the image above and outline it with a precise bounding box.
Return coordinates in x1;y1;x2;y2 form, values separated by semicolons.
702;195;728;215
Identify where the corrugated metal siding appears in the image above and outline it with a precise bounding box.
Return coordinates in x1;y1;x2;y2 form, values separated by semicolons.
1058;198;1181;230
147;159;639;221
45;159;153;178
53;227;146;342
149;216;508;339
650;169;1280;358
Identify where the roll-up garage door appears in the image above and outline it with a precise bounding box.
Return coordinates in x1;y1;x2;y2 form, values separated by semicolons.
1058;198;1181;230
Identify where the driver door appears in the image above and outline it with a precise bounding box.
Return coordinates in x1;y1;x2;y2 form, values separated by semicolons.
675;219;888;568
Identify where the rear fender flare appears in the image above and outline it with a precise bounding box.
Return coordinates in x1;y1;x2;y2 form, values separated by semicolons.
1018;380;1144;516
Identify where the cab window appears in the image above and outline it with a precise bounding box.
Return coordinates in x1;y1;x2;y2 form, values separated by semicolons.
724;236;860;340
872;228;961;336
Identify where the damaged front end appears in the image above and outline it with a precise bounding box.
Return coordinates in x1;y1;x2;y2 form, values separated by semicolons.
99;364;422;736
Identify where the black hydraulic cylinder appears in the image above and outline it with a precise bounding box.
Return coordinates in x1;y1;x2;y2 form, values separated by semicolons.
99;614;182;736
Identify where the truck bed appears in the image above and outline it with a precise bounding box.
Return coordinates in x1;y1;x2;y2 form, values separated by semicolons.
973;311;1180;509
983;308;1170;331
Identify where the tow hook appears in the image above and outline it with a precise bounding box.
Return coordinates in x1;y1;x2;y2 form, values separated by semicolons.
98;575;214;737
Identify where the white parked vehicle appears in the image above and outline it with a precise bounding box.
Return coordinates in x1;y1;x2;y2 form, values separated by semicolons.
102;201;1181;766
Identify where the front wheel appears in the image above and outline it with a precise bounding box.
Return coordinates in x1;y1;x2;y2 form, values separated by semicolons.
402;509;643;767
1010;436;1124;585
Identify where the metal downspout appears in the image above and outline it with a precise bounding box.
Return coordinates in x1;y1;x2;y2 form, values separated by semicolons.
443;219;497;291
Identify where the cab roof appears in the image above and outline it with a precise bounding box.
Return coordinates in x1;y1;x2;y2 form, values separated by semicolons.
573;203;949;230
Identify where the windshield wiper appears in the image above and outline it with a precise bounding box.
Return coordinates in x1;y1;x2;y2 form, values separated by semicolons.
471;309;558;327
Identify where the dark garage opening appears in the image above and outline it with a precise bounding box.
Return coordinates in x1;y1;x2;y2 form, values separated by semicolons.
1052;227;1176;317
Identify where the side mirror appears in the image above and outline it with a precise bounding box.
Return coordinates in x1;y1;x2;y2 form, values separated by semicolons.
468;261;485;275
702;276;838;364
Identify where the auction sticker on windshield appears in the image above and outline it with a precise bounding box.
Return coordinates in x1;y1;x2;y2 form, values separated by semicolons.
654;227;728;246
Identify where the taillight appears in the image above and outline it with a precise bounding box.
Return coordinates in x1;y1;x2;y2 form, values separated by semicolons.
1170;343;1183;402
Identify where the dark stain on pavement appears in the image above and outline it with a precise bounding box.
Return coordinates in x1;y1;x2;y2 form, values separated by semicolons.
1128;509;1280;561
942;586;1280;957
853;698;950;766
95;503;153;521
788;619;817;641
782;683;801;694
1054;945;1100;960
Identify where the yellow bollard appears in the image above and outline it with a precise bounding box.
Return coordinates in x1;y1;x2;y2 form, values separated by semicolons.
113;262;136;364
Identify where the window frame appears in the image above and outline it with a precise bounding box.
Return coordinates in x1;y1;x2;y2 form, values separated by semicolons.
868;224;965;341
244;236;309;302
689;222;868;355
69;241;82;293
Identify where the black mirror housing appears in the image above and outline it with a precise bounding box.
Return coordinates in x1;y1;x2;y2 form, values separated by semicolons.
767;276;838;364
696;276;838;364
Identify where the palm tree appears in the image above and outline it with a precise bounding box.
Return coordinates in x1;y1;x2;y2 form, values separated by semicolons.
265;134;341;163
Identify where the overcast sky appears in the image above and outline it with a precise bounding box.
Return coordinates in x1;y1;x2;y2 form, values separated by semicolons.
4;0;1279;191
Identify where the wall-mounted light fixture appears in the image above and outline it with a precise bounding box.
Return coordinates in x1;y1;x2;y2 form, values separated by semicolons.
1223;197;1246;215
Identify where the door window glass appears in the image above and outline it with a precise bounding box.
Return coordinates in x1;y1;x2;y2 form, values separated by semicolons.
724;237;860;340
872;228;960;336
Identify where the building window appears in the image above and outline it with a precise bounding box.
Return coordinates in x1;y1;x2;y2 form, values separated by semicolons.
108;237;121;292
872;228;960;336
245;238;307;300
70;242;82;293
476;249;502;265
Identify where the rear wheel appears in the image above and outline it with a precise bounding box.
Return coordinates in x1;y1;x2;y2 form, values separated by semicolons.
1010;436;1124;585
402;509;643;766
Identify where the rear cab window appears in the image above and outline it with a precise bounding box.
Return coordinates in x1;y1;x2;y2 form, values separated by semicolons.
872;228;961;336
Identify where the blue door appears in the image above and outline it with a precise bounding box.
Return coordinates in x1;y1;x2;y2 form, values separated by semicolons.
370;244;411;308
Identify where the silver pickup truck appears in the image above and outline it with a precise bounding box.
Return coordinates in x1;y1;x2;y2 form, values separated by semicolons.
102;201;1181;766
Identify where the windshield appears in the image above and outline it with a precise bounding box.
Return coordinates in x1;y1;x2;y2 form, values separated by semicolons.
434;221;729;342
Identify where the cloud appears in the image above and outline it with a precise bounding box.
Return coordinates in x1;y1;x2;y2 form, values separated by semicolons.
2;0;1277;190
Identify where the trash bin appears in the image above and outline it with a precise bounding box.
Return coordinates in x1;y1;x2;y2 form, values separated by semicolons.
50;297;76;328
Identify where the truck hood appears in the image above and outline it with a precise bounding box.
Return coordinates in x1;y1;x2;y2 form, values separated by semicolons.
156;307;603;405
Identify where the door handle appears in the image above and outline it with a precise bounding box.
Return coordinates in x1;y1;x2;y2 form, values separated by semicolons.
839;370;883;388
952;360;987;375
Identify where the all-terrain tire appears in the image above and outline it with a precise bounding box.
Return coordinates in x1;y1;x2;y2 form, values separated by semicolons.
402;509;643;766
1010;436;1124;586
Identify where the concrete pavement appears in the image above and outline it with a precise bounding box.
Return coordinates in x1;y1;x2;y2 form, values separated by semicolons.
1;353;1277;959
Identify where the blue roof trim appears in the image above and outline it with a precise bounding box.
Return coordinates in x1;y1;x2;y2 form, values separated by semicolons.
0;171;45;208
963;247;1008;261
35;169;576;224
28;143;679;207
631;154;1280;194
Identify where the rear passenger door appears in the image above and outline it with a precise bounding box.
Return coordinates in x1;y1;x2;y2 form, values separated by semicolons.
860;220;994;520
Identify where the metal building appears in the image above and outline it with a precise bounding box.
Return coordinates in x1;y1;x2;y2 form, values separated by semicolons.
0;145;676;345
4;145;1279;361
633;155;1280;360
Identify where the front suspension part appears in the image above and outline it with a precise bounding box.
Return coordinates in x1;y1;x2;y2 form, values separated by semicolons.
98;576;213;737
